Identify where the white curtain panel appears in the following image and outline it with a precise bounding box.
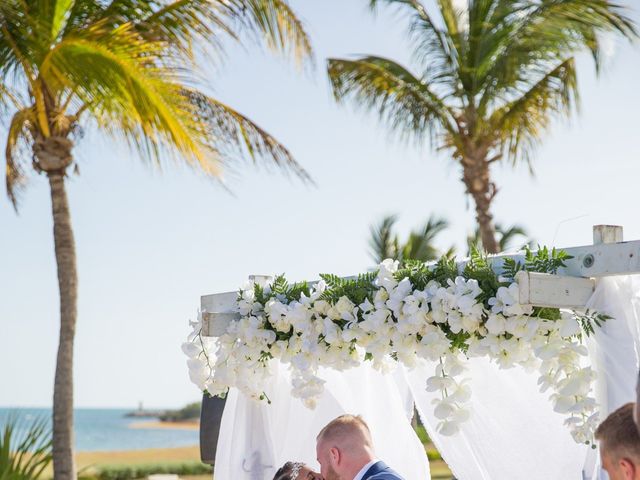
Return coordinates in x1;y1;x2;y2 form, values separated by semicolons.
406;358;588;480
214;362;430;479
587;275;640;415
406;275;640;480
583;275;640;479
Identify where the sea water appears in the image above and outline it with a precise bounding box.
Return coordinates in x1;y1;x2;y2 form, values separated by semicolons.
0;408;199;451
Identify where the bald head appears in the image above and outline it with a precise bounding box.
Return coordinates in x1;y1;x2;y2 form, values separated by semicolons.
316;415;376;480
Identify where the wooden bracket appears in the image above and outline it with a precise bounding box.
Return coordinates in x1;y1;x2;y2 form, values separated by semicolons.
516;271;595;309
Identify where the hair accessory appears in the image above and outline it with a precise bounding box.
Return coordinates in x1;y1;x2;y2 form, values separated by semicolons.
290;462;303;480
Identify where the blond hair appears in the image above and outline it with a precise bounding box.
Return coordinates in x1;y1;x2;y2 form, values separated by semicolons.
317;414;373;448
596;403;640;462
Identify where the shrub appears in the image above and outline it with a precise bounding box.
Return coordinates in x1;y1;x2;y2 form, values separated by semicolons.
159;403;201;423
0;414;52;480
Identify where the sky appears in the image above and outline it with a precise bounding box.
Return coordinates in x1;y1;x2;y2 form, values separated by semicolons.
1;1;640;409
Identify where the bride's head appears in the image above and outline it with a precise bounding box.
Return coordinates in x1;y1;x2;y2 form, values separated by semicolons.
273;461;322;480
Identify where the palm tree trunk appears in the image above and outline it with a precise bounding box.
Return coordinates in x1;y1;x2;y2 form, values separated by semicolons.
48;171;78;480
461;154;499;254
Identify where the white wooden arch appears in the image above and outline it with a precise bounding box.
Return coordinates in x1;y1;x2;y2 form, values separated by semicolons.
196;224;640;469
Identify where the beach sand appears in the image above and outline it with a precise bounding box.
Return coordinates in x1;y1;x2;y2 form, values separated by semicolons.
41;445;203;479
128;420;199;431
77;445;201;468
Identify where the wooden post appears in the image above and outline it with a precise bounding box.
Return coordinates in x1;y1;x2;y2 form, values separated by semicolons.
593;225;623;245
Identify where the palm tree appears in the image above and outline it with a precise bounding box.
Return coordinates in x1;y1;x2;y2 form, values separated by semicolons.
328;0;636;253
0;2;312;479
466;223;533;254
369;214;449;263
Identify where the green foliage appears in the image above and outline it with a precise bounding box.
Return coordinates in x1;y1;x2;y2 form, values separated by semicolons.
575;310;612;337
270;275;311;302
444;329;471;353
501;257;523;281
95;462;212;480
158;402;200;422
369;215;449;264
413;423;431;445
524;246;573;275
463;246;501;305
394;259;436;290
319;272;378;305
431;256;459;285
502;246;572;280
0;414;52;480
532;307;562;322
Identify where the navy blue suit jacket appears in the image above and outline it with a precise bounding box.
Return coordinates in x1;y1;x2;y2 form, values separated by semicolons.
361;461;404;480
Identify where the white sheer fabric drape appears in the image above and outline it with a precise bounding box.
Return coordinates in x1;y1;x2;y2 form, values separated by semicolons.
407;275;640;480
214;362;430;479
582;275;640;479
213;275;640;480
407;359;588;480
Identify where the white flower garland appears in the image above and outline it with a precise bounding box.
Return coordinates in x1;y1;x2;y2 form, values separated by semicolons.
184;257;604;446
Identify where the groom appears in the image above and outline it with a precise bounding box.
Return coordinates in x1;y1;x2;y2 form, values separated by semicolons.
316;414;404;480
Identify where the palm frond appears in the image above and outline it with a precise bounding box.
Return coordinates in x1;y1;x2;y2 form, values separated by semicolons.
132;0;234;63
402;215;449;261
186;90;311;181
478;0;636;105
368;214;449;263
39;25;215;168
5;107;35;209
50;0;76;41
369;0;460;91
0;413;52;480
228;0;313;67
495;223;531;251
327;56;456;146
489;58;578;166
467;222;532;254
369;215;400;263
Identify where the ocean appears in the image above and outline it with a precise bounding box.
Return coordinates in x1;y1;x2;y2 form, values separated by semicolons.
0;408;199;451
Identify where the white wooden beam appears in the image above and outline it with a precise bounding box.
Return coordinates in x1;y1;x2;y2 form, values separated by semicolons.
200;291;236;315
199;227;640;336
489;238;640;278
200;276;272;337
516;271;595;309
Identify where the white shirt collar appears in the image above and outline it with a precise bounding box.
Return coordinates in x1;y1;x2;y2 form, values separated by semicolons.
352;459;379;480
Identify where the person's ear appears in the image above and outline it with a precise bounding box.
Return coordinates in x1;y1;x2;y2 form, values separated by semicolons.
329;447;340;466
618;458;636;479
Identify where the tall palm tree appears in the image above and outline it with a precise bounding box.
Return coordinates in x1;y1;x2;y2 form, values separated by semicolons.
328;0;636;253
0;2;311;479
369;214;449;262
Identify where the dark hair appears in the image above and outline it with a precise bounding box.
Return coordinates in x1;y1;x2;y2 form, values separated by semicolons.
596;402;640;461
273;462;300;480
